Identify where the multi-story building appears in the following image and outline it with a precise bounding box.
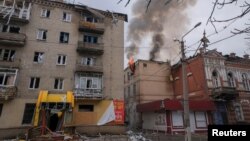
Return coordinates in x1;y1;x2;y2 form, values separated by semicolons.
124;60;174;130
172;48;250;125
0;0;127;137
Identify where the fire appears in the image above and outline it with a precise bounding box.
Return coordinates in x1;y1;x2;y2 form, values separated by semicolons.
129;56;135;74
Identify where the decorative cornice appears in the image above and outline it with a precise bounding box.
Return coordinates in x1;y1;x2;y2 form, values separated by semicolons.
27;0;74;10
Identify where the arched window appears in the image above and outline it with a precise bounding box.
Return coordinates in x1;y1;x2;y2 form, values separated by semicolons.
227;72;235;87
242;73;250;91
212;70;220;88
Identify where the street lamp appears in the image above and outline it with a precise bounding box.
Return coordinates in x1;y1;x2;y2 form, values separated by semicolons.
174;22;202;141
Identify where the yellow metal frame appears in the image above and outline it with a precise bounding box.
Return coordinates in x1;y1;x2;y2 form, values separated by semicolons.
33;90;74;126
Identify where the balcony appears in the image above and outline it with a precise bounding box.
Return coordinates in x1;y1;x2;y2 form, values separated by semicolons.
74;88;103;100
0;4;31;24
0;59;21;68
77;41;104;55
76;64;103;73
79;21;105;34
211;87;239;101
0;32;26;46
0;86;17;101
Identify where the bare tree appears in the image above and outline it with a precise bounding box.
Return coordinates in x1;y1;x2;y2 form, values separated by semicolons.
207;0;250;36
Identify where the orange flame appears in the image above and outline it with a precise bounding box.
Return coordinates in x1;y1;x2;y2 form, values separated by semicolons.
129;56;135;74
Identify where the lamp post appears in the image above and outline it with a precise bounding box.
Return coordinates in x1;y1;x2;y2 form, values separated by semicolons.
174;22;201;141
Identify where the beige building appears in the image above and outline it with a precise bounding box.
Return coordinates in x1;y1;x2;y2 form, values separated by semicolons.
124;60;174;129
0;0;127;134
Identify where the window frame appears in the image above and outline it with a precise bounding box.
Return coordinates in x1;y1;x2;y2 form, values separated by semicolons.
0;49;15;61
83;35;98;44
242;73;250;91
57;54;67;65
54;78;64;90
29;77;40;89
0;69;17;86
59;32;69;43
227;72;236;87
78;104;94;112
62;12;72;22
41;8;50;18
82;57;95;66
22;103;36;124
212;70;220;88
234;103;244;122
194;112;207;128
172;111;184;128
37;29;47;40
0;24;20;33
33;52;44;63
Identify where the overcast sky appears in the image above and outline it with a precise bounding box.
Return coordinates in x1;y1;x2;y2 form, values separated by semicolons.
73;0;250;64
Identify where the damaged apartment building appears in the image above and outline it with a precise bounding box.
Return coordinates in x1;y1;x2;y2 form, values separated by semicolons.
0;0;127;138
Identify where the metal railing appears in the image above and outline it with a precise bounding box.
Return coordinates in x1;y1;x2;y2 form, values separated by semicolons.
74;88;103;99
0;85;17;100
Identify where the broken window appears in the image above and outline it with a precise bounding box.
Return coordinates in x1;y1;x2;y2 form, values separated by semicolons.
84;35;98;44
29;77;40;89
33;52;44;63
0;49;15;61
0;69;17;86
57;54;66;65
37;29;47;40
62;12;71;22
9;26;20;33
54;78;64;90
78;105;94;112
85;16;98;23
59;32;69;43
41;9;50;18
22;104;36;124
0;24;20;33
2;25;8;32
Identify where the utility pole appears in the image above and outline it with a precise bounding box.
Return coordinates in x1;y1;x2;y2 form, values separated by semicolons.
181;40;191;141
174;22;201;141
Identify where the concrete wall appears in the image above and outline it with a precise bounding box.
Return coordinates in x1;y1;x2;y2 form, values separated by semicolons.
172;55;208;100
0;0;125;129
0;99;36;128
124;60;173;130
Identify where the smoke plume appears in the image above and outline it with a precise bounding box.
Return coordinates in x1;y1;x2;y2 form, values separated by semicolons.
126;0;197;62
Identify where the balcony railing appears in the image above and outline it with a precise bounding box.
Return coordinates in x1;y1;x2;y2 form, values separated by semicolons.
74;88;103;100
77;41;104;55
0;86;17;101
79;21;105;34
0;59;21;68
75;64;103;73
211;87;239;101
0;32;26;46
0;4;31;23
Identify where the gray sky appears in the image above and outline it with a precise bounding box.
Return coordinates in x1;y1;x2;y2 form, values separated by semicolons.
74;0;249;65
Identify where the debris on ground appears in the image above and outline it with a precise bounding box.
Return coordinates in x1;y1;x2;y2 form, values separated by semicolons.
127;130;152;141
